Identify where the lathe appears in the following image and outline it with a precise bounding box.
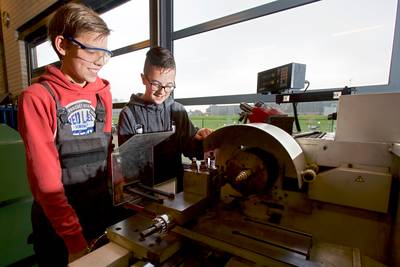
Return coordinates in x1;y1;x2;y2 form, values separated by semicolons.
71;92;400;267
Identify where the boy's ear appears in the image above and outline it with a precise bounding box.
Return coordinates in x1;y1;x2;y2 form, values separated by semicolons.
141;73;146;85
54;35;67;56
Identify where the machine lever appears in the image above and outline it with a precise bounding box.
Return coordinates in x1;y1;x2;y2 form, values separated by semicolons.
125;186;164;203
137;183;175;199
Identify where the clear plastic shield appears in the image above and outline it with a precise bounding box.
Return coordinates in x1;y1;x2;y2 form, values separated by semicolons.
111;131;173;205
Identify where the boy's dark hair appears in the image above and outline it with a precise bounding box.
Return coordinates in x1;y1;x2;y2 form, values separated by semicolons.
144;46;176;75
48;3;110;59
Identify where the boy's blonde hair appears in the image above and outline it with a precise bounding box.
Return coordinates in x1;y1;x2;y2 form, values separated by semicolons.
48;3;110;59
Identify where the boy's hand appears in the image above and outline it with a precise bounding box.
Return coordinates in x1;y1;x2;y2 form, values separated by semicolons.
194;128;213;140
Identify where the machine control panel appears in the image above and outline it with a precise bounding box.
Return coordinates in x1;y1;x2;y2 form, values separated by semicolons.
257;63;306;94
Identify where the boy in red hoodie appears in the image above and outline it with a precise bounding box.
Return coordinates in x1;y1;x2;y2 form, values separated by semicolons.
18;3;126;266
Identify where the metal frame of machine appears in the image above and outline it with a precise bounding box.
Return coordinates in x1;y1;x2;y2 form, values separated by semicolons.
71;92;400;267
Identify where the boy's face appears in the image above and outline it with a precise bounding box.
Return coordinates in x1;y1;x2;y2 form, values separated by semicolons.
60;32;110;86
141;67;176;105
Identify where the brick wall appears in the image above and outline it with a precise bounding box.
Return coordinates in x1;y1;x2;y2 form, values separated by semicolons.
0;0;56;101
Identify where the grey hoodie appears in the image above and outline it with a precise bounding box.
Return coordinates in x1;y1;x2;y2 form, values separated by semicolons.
118;93;202;191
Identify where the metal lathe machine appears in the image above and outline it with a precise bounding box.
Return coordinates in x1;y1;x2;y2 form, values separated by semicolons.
71;92;400;267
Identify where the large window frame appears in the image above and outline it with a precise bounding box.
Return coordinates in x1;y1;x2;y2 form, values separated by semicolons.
163;0;400;106
21;0;400;107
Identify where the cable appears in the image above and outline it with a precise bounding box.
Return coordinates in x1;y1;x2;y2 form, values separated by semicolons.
292;80;310;133
88;231;108;252
292;102;301;133
304;80;310;92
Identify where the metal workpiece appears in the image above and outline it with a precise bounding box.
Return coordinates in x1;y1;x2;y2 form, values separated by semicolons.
224;147;275;195
235;169;253;182
203;123;306;188
140;214;173;239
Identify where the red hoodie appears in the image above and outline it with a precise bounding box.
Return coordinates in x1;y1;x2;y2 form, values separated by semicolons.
18;65;112;253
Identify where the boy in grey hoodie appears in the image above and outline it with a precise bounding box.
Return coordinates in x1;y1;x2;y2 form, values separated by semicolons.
118;46;212;192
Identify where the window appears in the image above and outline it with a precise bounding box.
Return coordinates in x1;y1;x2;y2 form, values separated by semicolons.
34;41;58;69
99;49;147;102
174;0;276;31
174;0;397;99
25;0;150;103
186;104;240;130
186;101;337;132
99;0;150;103
100;0;149;50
